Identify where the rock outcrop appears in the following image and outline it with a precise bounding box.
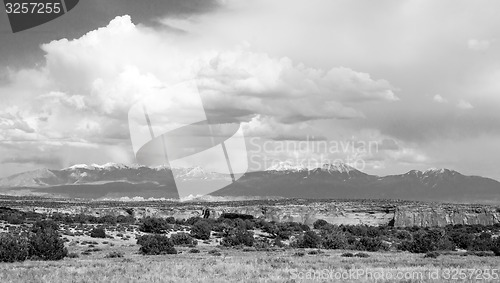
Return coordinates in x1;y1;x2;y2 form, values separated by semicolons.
3;198;500;227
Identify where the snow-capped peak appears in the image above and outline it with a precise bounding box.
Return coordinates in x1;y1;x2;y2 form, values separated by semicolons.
266;161;308;172
92;163;128;170
424;168;446;173
66;164;93;170
266;161;357;173
64;163;129;171
320;162;356;173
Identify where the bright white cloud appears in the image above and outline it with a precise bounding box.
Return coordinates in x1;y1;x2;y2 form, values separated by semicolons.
433;94;447;103
468;39;491;51
457;99;474;110
0;15;399;173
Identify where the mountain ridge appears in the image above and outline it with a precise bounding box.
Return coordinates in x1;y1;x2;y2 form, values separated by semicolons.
1;162;499;203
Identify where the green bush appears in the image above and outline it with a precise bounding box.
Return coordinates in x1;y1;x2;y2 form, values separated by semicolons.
221;228;254;247
31;220;59;233
170;232;197;246
0;233;30;262
220;213;254;220
321;230;348;250
105;251;124;258
136;234;177;255
139;217;170;234
294;231;322;249
399;229;455;253
190;221;212;240
28;229;68;261
424;251;440;258
354;237;388;252
90;227;106;238
313;219;329;229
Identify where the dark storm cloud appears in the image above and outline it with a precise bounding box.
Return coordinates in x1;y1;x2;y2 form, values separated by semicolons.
0;0;221;67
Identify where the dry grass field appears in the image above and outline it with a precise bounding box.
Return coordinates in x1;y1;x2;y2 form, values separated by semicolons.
2;203;500;282
1;244;500;282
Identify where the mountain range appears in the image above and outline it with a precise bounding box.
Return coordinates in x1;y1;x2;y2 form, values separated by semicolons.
1;162;500;203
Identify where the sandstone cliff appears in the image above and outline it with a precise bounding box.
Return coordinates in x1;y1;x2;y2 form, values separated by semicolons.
4;199;500;227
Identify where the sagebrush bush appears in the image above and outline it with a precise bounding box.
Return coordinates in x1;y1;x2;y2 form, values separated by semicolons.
90;227;106;238
398;229;455;253
354;237;388;252
170;232;197;246
294;231;322;249
28;229;68;261
313;219;329;229
105;251;124;258
0;233;30;262
137;234;177;255
220;213;254;220
221;228;254;247
31;220;59;233
320;231;348;250
139;217;171;234
424;251;440;258
190;221;212;240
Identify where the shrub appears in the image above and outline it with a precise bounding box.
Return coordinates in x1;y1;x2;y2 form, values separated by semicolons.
293;251;305;257
274;237;285;248
170;232;197;246
424;251;440;258
354;252;370;258
355;237;388;252
67;252;79;258
308;250;321;255
28;229;68;260
6;215;24;225
341;252;354;257
208;249;221;256
137;235;177;255
90;227;106;238
221;228;254;247
189;248;200;253
399;229;454;253
139;217;170;234
321;231;348;250
105;251;124;258
449;232;474;249
220;213;254;220
253;238;271;250
313;219;329;229
0;233;30;262
396;230;412;240
31;220;59;233
295;231;322;249
190;221;212;240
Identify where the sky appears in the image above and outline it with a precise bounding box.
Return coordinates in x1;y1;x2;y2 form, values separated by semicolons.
1;0;500;180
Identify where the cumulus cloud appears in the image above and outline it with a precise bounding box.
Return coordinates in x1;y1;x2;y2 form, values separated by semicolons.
0;108;35;134
433;94;447;103
197;50;397;123
457;99;474;110
0;15;400;175
467;39;491;51
3;15;398;140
